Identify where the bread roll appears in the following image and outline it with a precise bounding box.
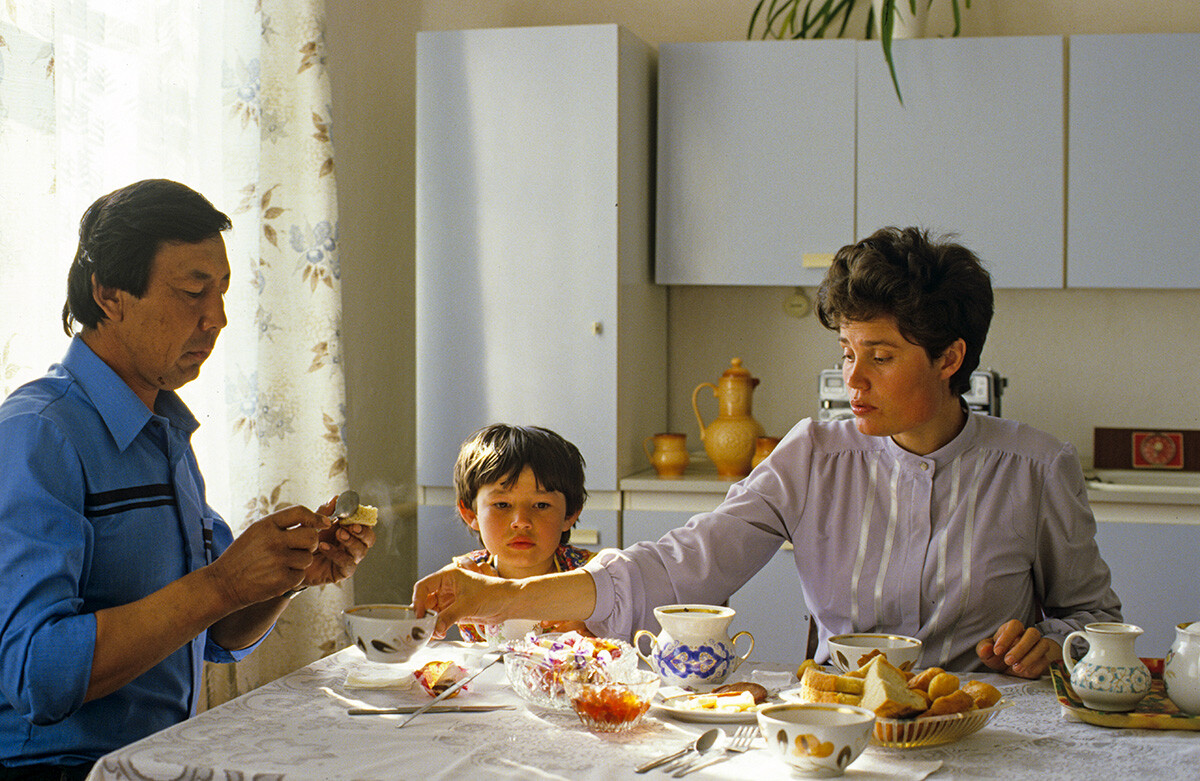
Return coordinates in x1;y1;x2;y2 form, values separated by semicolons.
919;688;975;718
962;680;1002;709
926;672;960;701
907;666;945;692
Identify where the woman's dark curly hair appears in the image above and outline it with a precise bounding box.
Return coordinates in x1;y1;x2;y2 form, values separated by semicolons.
815;226;993;397
63;179;231;335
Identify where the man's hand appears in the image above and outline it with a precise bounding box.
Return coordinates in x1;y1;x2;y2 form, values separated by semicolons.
976;619;1062;679
300;496;376;588
206;505;329;608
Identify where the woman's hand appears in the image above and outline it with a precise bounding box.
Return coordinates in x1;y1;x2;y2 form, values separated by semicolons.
976;619;1062;678
413;565;514;638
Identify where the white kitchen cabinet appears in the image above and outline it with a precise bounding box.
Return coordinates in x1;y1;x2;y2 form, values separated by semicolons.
857;36;1065;288
656;40;857;286
1067;34;1200;289
415;25;665;576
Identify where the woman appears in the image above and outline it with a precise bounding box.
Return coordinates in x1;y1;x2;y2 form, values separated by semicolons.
413;227;1121;678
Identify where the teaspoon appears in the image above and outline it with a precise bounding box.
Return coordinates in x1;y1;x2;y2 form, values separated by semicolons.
636;728;720;774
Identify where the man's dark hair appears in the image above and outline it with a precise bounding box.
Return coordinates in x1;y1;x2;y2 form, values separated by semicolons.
454;423;588;547
62;179;232;335
816;226;994;397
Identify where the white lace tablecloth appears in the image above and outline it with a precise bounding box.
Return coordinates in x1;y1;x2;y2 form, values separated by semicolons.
86;645;1200;780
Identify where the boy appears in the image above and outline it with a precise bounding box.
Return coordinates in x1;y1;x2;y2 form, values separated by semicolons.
450;424;594;641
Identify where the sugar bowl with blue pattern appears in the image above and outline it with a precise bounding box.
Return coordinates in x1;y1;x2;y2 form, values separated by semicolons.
635;604;754;689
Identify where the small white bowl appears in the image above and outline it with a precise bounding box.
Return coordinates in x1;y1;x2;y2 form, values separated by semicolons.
342;604;436;664
827;633;922;673
757;703;876;777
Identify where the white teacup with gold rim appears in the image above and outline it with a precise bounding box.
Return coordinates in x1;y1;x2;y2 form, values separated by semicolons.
634;604;754;689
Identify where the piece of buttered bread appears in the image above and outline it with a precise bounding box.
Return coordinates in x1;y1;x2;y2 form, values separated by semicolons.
858;656;928;719
340;504;378;526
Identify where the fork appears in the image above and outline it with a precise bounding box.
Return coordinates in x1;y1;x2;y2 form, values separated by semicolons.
670;724;757;777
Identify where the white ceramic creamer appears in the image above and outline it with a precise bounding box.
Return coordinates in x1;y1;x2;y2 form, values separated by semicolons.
1164;621;1200;714
1062;622;1152;712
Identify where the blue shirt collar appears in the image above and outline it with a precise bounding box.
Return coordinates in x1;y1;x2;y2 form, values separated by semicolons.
62;336;199;451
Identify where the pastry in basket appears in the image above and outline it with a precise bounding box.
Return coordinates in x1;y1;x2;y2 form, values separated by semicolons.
961;679;1003;709
796;656;1001;721
414;660;468;697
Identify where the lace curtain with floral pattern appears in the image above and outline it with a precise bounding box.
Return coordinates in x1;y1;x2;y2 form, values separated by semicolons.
0;0;351;708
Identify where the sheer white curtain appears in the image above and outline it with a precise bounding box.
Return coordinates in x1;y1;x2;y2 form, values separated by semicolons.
0;0;352;706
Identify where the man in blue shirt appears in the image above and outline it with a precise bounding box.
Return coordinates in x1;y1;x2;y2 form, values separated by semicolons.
0;180;375;780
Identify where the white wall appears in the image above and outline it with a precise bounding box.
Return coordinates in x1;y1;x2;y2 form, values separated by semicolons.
326;1;1200;600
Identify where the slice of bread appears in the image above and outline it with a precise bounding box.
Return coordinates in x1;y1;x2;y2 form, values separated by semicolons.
801;666;866;695
341;504;378;526
803;689;864;706
858;656;928;719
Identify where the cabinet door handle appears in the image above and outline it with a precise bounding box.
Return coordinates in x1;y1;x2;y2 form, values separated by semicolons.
570;528;600;545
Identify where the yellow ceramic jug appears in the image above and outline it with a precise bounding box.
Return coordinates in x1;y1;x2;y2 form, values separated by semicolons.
692;358;765;478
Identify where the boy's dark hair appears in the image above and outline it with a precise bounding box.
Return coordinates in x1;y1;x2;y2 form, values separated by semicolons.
63;179;232;335
454;424;588;547
815;226;993;397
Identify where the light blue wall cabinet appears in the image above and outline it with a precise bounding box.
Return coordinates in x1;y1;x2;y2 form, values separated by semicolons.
1067;34;1200;289
656;40;857;286
415;25;665;575
857;37;1065;288
1093;521;1200;658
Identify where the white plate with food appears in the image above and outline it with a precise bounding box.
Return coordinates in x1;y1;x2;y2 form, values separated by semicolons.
651;683;768;723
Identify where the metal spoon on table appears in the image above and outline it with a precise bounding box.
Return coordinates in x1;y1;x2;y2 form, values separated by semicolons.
636;728;720;774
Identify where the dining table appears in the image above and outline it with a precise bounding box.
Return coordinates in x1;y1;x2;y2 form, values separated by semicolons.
86;642;1200;780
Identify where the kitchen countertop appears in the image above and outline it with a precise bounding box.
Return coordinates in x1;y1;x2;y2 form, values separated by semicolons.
620;457;1200;524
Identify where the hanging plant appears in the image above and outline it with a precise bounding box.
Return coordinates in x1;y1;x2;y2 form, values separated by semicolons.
747;0;972;102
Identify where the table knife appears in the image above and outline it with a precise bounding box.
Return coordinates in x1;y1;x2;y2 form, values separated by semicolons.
397;654;503;728
349;704;513;715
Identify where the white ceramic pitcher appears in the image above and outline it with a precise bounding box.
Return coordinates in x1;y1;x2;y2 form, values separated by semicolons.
1165;621;1200;714
1063;622;1151;712
634;604;754;689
